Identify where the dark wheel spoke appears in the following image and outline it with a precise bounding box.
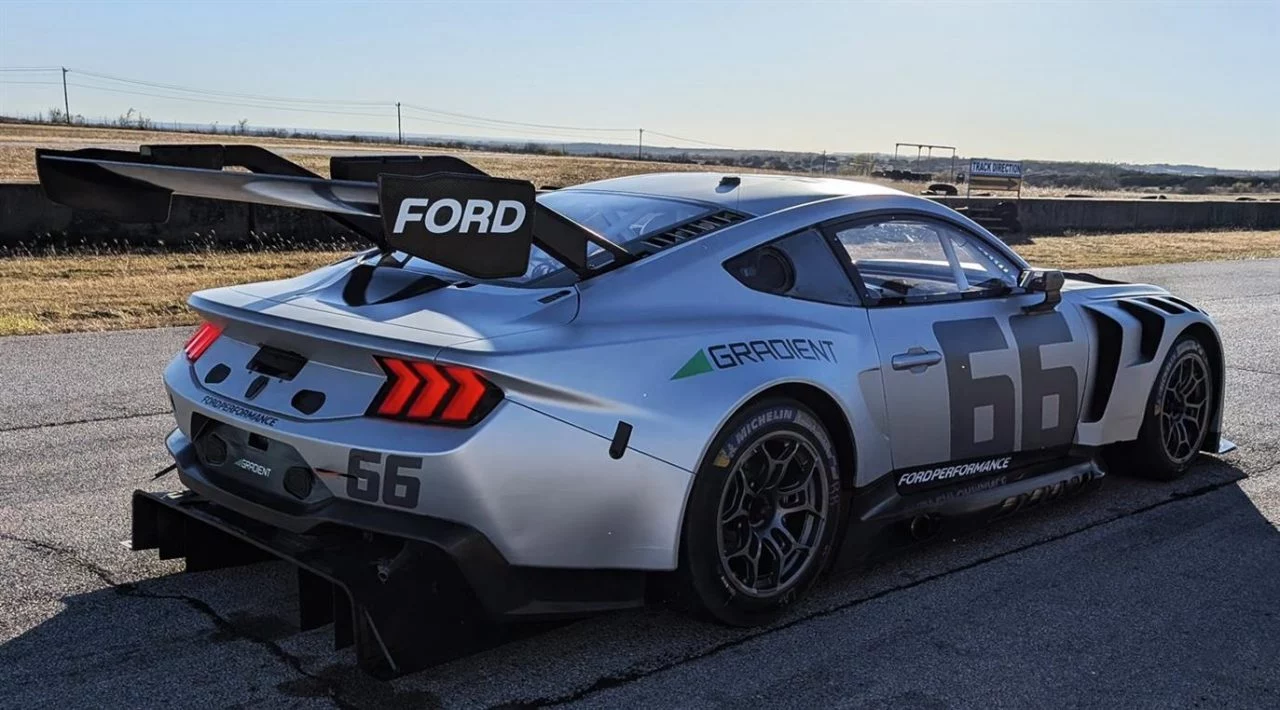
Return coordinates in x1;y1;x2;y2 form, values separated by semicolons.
719;472;749;524
1178;370;1202;398
777;487;819;519
1175;420;1191;458
765;521;809;574
739;449;770;494
778;458;818;497
757;531;786;580
761;439;799;490
739;534;761;588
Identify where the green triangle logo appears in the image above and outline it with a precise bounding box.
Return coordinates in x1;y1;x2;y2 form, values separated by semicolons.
672;350;714;380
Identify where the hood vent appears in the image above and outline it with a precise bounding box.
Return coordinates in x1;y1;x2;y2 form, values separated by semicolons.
639;210;746;252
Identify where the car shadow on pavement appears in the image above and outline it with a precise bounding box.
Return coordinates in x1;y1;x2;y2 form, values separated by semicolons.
1;456;1277;709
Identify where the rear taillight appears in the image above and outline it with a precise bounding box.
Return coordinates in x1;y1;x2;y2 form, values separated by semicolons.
368;357;502;426
184;322;223;362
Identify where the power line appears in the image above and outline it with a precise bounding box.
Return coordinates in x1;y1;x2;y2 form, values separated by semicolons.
400;102;633;133
398;112;622;141
58;79;610;136
398;105;631;138
76;69;643;137
645;130;737;150
64;82;394;119
1;65;733;149
71;69;390;107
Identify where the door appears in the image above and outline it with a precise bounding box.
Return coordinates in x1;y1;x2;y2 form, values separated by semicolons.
827;214;1089;487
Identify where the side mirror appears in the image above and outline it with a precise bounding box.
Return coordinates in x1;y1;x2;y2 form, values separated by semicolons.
1019;268;1064;313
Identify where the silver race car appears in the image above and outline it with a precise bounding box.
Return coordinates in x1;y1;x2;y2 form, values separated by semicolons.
37;146;1229;676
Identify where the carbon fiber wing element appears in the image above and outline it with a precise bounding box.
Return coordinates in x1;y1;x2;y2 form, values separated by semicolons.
35;145;633;279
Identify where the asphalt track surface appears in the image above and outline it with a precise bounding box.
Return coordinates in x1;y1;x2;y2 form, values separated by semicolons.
1;259;1277;709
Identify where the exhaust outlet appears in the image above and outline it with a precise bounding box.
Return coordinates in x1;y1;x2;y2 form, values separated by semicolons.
908;515;942;541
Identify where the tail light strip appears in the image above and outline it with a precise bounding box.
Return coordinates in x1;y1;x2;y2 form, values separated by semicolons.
184;322;223;362
369;357;502;426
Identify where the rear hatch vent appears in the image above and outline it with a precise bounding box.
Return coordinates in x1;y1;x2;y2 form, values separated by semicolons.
639;210;747;251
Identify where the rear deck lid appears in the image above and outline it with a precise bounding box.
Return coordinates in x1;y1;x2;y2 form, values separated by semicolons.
195;256;578;350
185;258;577;420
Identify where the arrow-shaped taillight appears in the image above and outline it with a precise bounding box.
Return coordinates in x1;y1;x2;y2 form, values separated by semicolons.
369;357;502;426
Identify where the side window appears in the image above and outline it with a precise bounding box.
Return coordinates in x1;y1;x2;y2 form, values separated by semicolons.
724;228;858;306
948;230;1020;291
832;217;1019;304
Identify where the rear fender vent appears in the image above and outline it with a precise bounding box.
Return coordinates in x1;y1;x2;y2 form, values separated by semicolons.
1116;300;1165;365
1082;306;1123;423
639;210;747;251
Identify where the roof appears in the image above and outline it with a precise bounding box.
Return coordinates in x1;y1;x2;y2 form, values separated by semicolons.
563;172;911;217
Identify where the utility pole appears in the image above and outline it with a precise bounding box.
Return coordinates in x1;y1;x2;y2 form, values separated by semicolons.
395;102;402;144
821;150;827;175
61;67;70;123
637;128;643;160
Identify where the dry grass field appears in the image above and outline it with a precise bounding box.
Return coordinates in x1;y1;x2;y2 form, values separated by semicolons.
1016;230;1280;268
2;231;1277;336
0;249;347;335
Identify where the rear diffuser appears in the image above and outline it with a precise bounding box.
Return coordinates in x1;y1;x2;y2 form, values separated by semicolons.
130;489;502;679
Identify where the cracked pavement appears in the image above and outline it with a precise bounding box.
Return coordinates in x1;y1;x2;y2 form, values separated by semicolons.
0;259;1277;708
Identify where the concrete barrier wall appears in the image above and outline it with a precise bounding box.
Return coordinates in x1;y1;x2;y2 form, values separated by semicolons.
0;184;357;250
2;183;1279;250
933;196;1280;234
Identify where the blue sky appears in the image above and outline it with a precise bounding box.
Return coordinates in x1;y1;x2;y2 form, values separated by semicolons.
1;1;1276;170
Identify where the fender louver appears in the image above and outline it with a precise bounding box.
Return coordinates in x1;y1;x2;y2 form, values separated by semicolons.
638;210;746;251
1140;296;1187;315
1116;299;1166;365
1081;307;1123;423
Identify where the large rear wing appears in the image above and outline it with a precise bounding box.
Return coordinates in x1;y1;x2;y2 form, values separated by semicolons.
35;145;634;279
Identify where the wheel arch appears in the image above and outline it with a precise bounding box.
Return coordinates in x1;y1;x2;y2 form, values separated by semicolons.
1178;321;1226;452
740;381;858;492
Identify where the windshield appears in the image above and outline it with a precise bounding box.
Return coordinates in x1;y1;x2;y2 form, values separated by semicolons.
401;190;713;285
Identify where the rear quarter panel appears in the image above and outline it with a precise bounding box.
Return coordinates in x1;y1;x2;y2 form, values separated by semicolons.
438;203;901;487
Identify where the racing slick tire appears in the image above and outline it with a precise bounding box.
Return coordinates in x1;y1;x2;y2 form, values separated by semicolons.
676;398;843;626
1112;335;1215;481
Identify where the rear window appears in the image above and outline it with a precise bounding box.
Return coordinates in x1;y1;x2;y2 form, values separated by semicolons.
402;191;713;285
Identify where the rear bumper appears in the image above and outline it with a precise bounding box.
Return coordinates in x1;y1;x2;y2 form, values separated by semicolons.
161;429;646;617
135;442;647;676
164;353;693;571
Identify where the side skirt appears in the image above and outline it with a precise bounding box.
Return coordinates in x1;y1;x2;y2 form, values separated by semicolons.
833;455;1105;569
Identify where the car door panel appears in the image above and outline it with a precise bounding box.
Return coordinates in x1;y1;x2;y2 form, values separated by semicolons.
869;297;1090;473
